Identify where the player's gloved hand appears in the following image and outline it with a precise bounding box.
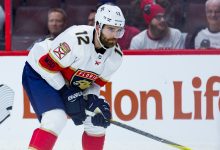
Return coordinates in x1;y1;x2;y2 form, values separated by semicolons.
59;85;86;125
85;94;111;128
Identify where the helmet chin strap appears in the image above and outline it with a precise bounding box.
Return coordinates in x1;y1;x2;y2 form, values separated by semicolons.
96;27;108;50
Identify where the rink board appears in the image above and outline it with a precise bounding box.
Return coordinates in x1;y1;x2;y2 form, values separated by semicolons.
0;55;219;150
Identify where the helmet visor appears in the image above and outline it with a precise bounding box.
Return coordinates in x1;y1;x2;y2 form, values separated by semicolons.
102;26;125;38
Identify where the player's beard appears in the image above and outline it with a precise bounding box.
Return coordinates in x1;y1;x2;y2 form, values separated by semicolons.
100;32;117;48
149;22;169;39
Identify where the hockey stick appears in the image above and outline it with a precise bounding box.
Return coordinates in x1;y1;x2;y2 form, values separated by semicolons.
110;119;191;150
85;110;191;150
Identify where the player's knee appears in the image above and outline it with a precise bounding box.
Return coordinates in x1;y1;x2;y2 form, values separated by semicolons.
84;126;106;136
41;109;67;135
84;117;106;136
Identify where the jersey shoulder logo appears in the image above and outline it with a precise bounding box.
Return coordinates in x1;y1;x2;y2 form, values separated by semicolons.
53;42;71;60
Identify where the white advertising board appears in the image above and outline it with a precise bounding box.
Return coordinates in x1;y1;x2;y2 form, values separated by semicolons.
0;55;219;150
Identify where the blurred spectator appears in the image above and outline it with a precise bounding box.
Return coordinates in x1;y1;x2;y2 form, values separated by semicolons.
87;9;96;26
0;5;4;50
47;8;67;39
88;3;140;50
129;0;185;49
156;0;186;31
194;0;220;49
185;26;205;49
28;8;67;50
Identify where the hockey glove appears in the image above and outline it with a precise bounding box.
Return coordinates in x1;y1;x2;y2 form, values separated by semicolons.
60;85;86;125
86;94;111;128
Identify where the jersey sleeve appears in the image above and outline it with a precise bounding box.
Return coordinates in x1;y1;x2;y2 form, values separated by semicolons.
36;31;78;90
40;31;78;71
29;42;66;90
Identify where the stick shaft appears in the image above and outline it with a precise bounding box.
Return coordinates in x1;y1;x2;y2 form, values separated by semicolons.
110;120;190;150
85;110;191;150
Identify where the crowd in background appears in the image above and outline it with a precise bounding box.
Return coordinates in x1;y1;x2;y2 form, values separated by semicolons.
0;0;220;50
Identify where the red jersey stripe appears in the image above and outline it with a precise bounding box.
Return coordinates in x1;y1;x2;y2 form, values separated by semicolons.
39;53;63;72
95;77;108;87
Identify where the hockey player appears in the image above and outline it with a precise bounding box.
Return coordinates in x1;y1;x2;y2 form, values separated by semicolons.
22;4;125;150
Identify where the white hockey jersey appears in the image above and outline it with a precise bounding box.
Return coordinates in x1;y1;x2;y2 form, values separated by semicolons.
194;28;220;49
129;27;185;49
27;25;123;95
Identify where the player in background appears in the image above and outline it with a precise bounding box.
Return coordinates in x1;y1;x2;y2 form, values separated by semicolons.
22;4;125;150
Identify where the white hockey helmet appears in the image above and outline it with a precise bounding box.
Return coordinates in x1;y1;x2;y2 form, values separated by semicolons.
95;4;125;28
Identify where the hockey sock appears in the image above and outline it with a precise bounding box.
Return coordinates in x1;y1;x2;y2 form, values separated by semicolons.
82;131;105;150
28;128;57;150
